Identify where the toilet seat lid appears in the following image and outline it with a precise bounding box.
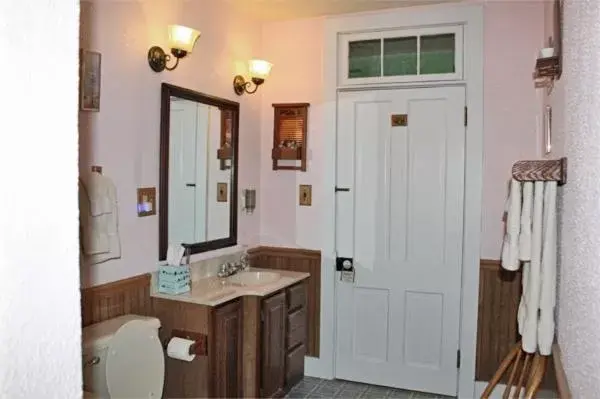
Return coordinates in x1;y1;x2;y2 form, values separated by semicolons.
106;320;164;398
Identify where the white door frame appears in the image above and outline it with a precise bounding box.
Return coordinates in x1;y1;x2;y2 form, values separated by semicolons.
306;4;483;399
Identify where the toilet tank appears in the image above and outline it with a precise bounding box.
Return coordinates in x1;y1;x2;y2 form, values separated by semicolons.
82;315;161;397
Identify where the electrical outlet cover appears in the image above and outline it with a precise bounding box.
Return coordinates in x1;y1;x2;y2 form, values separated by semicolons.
137;187;156;217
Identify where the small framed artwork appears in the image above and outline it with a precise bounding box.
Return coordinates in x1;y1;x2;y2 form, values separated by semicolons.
80;50;101;111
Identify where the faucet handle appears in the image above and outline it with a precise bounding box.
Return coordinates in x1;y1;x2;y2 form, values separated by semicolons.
218;262;230;277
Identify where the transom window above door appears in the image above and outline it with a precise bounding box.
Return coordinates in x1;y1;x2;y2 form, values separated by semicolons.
339;26;463;86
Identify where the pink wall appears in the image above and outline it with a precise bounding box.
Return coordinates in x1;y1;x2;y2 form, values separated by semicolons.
259;2;546;259
259;18;325;249
481;0;546;258
79;0;263;287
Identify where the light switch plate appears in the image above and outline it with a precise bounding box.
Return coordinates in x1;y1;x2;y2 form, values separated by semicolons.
137;187;156;217
299;184;312;206
217;182;228;202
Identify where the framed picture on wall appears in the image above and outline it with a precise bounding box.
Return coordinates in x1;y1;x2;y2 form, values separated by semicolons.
79;50;101;111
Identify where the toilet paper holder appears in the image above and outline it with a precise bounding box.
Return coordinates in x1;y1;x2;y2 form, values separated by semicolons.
164;329;208;356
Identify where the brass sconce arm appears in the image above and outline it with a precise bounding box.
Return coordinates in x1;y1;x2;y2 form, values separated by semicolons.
233;76;265;95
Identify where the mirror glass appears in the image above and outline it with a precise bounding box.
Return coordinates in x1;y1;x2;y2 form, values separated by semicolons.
159;84;238;260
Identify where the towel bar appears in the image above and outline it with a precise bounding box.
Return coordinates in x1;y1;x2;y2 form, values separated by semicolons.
511;157;567;185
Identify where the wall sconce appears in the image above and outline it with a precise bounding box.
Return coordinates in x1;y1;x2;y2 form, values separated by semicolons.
148;25;201;72
233;60;273;95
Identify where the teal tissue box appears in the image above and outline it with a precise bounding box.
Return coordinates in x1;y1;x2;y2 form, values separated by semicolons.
159;265;190;283
158;281;190;295
158;264;191;294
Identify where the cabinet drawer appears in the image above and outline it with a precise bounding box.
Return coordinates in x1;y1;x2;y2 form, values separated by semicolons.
287;283;306;312
287;308;306;349
286;343;305;387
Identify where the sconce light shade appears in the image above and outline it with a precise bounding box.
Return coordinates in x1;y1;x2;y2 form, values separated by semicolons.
248;59;273;80
233;59;273;95
148;24;200;73
168;25;201;54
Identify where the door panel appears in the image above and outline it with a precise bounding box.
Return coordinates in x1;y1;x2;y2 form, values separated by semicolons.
261;291;287;398
213;300;242;398
335;86;465;395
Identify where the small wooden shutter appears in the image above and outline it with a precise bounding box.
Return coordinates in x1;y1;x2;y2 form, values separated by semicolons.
272;103;309;171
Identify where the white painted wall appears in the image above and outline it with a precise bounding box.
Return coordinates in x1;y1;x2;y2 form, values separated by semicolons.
0;0;82;397
557;0;600;394
79;0;263;286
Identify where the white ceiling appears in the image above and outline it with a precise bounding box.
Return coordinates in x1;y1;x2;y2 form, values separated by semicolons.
230;0;460;22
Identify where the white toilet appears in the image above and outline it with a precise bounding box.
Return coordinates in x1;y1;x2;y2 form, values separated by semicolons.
82;314;165;398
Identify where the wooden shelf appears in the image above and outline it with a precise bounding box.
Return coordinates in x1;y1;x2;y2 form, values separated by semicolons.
534;56;561;79
272;147;302;161
272;103;309;171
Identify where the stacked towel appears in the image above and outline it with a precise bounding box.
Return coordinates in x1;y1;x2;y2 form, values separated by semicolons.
501;179;557;356
79;171;121;264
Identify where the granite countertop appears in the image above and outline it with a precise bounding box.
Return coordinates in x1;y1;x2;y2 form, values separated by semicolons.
151;267;309;307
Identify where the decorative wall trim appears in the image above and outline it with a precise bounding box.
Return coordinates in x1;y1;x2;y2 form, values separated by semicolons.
249;246;321;357
477;260;556;391
81;273;151;327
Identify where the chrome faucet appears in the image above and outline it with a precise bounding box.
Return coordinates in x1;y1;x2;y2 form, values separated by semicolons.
217;254;250;278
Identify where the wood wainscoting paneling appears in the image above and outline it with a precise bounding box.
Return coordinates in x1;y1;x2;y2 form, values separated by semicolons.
476;259;522;382
476;260;556;390
248;246;321;357
81;273;151;327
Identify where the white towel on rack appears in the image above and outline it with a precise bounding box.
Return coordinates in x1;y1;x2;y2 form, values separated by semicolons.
519;182;533;261
518;181;544;353
538;181;557;355
501;179;522;271
79;172;121;264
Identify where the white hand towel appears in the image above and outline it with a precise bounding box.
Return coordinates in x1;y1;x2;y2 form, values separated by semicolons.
538;182;557;355
81;173;121;264
501;179;522;271
86;171;114;216
519;181;544;353
79;180;110;255
519;182;533;261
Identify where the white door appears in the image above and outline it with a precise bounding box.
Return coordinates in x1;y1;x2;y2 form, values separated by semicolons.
335;86;466;396
169;100;208;245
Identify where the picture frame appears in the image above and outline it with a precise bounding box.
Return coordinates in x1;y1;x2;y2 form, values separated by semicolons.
79;50;101;111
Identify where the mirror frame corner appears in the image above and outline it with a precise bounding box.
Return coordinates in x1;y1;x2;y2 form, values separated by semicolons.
158;83;240;261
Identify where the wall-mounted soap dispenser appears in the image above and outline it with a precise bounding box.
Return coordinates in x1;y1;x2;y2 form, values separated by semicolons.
242;189;256;214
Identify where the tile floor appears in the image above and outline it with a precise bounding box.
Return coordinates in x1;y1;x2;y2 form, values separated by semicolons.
285;377;453;399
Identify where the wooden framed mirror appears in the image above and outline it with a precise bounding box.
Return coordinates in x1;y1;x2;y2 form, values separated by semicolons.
159;83;239;260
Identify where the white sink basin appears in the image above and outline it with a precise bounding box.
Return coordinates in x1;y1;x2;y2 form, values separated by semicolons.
227;271;281;287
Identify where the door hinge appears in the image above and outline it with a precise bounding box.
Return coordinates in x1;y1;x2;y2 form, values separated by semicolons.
456;350;461;368
464;106;468;127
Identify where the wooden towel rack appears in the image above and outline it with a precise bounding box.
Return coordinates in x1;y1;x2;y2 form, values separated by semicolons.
483;157;568;398
511;157;567;185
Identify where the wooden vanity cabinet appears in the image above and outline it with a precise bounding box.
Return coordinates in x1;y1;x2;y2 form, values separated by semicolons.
258;282;308;397
285;282;307;388
152;297;243;399
153;279;308;399
213;299;243;398
261;291;287;397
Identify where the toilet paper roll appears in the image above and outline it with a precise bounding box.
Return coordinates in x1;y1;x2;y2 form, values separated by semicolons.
167;337;196;362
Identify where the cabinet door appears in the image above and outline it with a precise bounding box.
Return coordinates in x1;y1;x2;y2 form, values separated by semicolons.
261;291;287;398
213;300;242;398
